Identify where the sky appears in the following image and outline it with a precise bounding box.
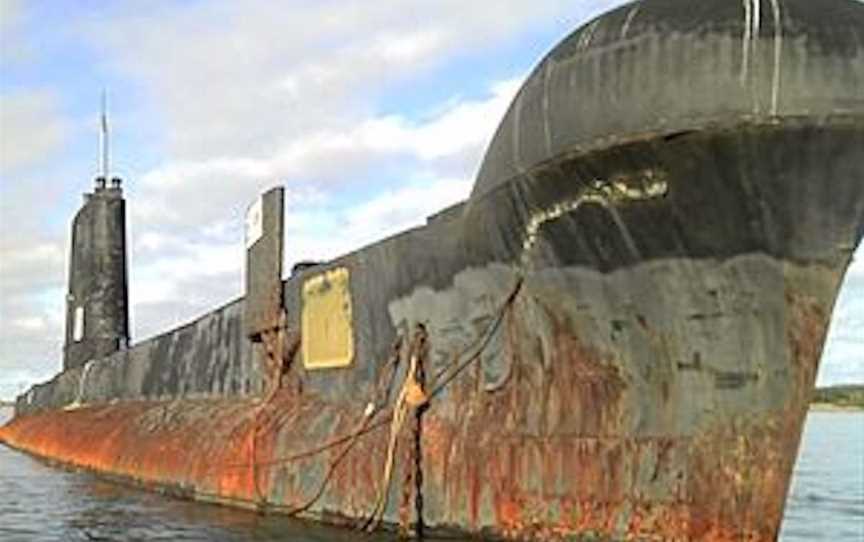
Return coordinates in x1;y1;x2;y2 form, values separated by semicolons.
0;0;861;400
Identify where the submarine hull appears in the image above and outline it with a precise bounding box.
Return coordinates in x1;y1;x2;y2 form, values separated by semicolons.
3;0;864;540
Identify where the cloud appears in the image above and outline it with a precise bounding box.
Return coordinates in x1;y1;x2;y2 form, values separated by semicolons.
0;0;21;32
0;240;64;290
129;77;517;228
90;0;614;158
0;232;67;399
0;284;65;401
0;0;29;63
286;175;472;265
0;91;70;172
0;179;70;399
819;252;864;386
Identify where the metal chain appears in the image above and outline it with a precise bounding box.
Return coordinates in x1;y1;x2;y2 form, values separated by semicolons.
399;426;415;536
413;326;428;540
393;324;428;539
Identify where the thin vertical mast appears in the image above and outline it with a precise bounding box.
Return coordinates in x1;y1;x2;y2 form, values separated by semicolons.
99;89;109;181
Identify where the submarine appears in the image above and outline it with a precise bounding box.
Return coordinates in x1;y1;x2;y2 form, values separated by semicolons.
2;0;862;540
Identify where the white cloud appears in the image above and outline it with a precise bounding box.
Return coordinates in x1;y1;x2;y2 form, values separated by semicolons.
0;286;65;400
285;175;472;267
352;79;521;160
0;240;64;287
375;29;445;63
126;75;515;239
0;163;71;399
0;0;21;33
89;0;614;158
819;251;864;386
0;0;30;64
0;91;69;172
11;316;47;332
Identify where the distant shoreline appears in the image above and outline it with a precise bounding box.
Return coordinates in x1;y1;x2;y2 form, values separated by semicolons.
810;385;864;411
810;402;863;412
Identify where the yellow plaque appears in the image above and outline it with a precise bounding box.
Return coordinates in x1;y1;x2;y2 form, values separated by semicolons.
301;267;354;369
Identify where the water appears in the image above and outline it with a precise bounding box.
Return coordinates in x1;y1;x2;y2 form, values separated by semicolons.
1;407;861;541
779;411;864;542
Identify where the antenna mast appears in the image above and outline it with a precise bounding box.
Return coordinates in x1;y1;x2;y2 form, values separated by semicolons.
98;90;110;185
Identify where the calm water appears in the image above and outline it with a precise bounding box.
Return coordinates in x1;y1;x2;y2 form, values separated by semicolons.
1;408;861;541
779;411;864;541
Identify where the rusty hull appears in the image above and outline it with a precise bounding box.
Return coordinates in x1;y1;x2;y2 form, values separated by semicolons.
0;258;848;541
3;1;864;541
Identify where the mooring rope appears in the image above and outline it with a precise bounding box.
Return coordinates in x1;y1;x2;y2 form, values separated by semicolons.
360;325;428;533
279;336;404;517
193;276;524;537
249;309;295;508
411;328;429;539
206;332;406;515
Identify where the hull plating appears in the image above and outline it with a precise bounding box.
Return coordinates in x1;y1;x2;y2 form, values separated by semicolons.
3;0;864;539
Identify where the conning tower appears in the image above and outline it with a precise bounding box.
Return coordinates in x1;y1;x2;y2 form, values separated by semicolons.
63;94;130;371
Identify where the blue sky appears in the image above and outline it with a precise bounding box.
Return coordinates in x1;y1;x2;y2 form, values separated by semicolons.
0;0;861;400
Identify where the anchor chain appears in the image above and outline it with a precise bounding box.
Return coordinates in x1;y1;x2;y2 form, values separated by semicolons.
399;325;428;539
412;327;428;540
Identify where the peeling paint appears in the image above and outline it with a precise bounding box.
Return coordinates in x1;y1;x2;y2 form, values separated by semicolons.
520;170;668;266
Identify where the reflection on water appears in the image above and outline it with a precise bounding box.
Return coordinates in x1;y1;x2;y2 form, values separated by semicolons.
0;449;393;542
1;408;862;541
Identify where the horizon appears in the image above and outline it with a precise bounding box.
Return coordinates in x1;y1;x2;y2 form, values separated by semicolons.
1;0;862;401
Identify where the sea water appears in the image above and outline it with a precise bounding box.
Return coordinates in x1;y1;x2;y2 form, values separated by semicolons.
1;408;861;541
778;411;864;541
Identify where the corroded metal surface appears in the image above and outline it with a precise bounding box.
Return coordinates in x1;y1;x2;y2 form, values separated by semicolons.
4;0;864;540
15;299;264;416
0;259;847;541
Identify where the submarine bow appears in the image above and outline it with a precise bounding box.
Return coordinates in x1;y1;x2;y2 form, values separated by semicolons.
2;0;863;541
